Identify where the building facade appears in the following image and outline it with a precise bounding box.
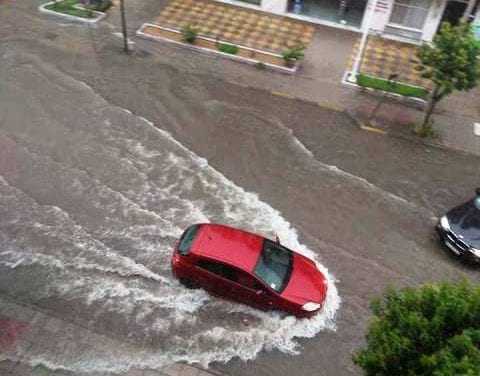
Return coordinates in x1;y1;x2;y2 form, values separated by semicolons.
215;0;480;42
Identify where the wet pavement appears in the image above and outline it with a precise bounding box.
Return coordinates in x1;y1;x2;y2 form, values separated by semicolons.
1;1;480;376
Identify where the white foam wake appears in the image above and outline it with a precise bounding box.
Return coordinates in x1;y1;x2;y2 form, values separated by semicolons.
0;52;340;374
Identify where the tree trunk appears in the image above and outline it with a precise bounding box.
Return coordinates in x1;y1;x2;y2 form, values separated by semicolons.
120;0;129;54
419;84;440;133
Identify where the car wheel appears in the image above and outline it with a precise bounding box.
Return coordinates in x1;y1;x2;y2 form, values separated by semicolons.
179;278;199;289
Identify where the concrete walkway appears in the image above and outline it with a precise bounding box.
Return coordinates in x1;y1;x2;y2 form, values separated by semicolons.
347;35;432;90
153;0;315;53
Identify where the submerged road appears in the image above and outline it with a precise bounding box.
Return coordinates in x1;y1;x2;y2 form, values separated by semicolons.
1;2;480;376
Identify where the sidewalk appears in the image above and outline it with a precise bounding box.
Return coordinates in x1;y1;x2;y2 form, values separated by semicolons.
152;0;314;53
126;0;480;156
347;35;432;90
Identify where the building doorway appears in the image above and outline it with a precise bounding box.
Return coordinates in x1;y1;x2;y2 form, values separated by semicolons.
288;0;368;28
440;0;468;25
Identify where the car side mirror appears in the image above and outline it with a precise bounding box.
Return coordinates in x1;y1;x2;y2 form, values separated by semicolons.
476;188;480;197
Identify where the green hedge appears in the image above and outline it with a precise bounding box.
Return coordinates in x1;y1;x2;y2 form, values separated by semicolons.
46;0;95;18
45;0;111;18
357;73;428;99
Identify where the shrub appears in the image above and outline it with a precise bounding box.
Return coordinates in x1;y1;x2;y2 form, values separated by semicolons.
88;0;112;12
255;62;266;70
217;43;239;55
353;281;480;375
181;24;198;44
46;0;95;18
282;44;305;66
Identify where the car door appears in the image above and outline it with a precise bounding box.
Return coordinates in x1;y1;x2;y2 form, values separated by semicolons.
232;270;275;310
193;258;273;309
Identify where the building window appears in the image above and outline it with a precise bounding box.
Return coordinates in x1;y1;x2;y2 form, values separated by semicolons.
389;0;431;30
287;0;368;28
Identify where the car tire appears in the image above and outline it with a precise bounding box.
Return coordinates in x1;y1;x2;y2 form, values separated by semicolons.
179;278;199;289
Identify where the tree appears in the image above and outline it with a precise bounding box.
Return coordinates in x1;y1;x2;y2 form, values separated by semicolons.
353;281;480;375
416;22;480;135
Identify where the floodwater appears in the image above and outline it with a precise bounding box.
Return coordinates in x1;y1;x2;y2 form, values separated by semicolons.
0;52;339;373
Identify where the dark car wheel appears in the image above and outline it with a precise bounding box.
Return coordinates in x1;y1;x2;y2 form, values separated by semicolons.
179;278;199;289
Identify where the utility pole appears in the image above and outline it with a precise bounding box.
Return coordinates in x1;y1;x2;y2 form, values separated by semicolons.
120;0;129;54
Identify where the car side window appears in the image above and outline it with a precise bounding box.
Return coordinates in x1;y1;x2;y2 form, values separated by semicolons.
196;259;237;283
235;269;264;291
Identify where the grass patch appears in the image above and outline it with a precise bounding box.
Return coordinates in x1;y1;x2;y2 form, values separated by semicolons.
357;73;428;99
217;43;239;55
45;0;95;19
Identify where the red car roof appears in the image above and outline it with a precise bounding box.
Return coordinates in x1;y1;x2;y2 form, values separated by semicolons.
191;224;264;272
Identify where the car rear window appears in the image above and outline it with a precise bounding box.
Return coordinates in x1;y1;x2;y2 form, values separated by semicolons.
178;224;201;255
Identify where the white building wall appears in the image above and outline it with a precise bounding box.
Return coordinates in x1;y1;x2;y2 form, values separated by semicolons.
214;0;454;43
213;0;287;15
422;0;447;41
364;0;448;42
364;0;394;32
261;0;288;13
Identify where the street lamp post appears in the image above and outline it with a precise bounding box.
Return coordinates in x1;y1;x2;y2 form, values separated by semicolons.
120;0;129;54
350;0;379;82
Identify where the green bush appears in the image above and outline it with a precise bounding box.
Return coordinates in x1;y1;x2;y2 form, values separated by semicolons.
282;44;305;65
87;0;112;12
181;24;198;44
255;62;266;70
354;281;480;375
217;43;239;55
46;0;95;18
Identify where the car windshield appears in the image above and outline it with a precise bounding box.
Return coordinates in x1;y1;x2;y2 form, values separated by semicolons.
178;224;200;255
254;239;293;293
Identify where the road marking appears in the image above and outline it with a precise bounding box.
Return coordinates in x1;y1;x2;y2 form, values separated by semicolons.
360;125;387;134
317;102;342;112
271;91;294;99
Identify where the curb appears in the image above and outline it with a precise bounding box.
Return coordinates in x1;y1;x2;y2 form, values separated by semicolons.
136;23;298;75
38;1;107;24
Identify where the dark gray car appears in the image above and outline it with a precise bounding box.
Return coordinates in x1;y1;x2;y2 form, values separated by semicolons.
436;188;480;262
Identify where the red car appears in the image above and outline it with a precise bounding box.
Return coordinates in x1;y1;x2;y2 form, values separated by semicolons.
171;223;328;318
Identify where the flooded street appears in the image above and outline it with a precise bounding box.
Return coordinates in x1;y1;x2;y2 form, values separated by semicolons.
0;53;339;373
1;2;480;375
